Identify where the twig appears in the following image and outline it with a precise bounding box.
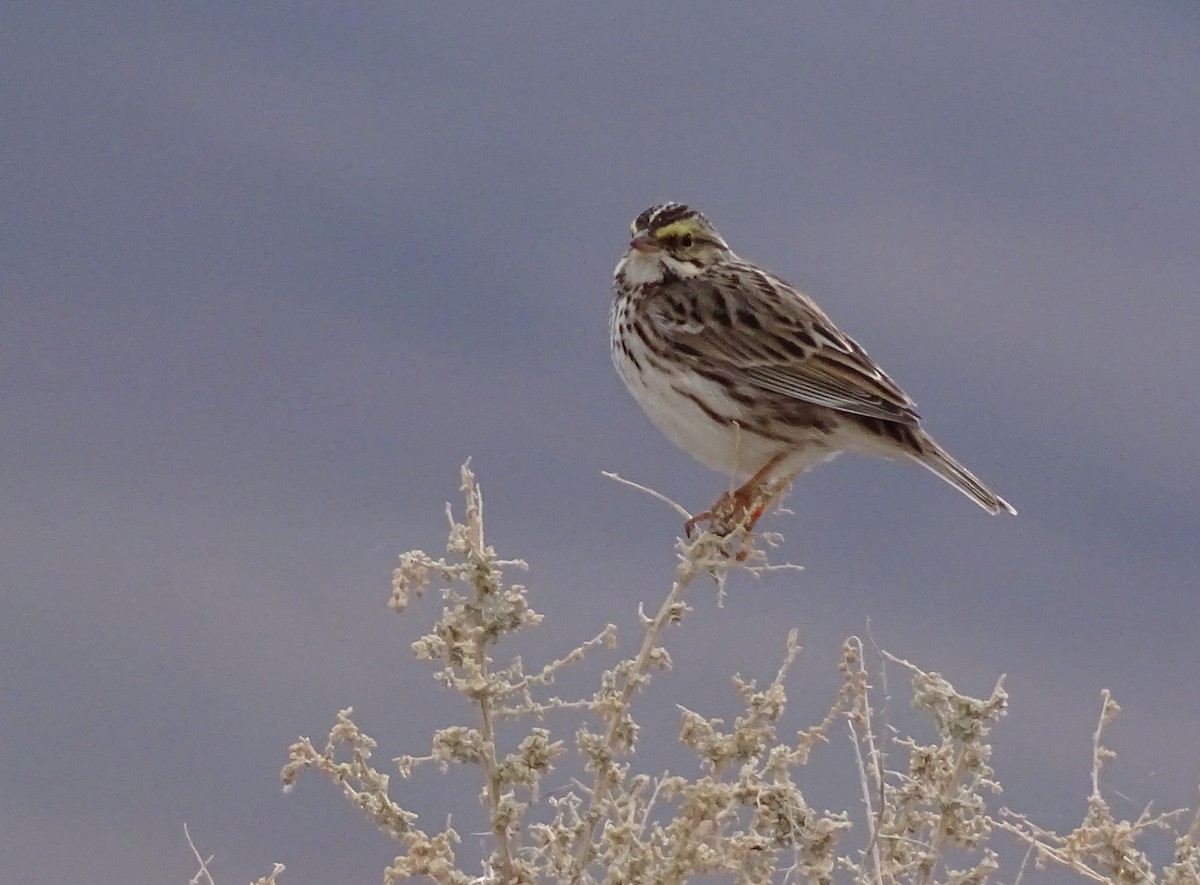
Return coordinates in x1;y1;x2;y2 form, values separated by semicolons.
185;824;216;885
601;471;693;521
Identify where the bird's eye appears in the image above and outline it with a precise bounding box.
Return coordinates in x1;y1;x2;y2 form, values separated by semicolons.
680;233;694;248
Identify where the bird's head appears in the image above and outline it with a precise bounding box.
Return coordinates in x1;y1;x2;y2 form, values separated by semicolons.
620;203;732;284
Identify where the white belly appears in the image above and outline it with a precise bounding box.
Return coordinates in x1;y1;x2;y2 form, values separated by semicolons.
614;344;840;482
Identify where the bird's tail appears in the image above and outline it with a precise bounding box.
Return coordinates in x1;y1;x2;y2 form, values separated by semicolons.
914;433;1017;516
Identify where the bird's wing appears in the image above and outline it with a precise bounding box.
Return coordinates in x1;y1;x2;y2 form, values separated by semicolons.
654;268;921;424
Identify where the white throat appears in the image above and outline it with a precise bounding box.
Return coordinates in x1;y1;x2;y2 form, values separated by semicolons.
616;249;705;287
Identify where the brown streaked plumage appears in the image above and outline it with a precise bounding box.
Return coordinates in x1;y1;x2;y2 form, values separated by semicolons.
610;202;1015;530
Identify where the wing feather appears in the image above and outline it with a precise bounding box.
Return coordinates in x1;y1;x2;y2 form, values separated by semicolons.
652;265;921;424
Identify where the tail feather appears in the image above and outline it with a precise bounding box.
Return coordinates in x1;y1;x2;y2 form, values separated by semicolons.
915;436;1017;516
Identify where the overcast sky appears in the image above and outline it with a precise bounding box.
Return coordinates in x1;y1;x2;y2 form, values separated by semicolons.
3;3;1199;882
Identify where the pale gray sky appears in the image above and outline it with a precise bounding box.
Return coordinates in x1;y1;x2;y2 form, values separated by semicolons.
3;3;1199;881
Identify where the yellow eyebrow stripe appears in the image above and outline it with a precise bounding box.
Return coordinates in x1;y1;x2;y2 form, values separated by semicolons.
653;220;699;239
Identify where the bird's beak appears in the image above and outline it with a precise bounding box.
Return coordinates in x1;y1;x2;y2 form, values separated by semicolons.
630;230;660;253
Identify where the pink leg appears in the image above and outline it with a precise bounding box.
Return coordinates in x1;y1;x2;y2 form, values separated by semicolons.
684;452;791;537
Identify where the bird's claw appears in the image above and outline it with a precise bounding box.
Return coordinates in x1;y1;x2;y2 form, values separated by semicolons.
682;489;771;560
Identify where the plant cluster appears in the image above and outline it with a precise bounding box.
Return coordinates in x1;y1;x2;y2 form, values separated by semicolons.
194;465;1198;884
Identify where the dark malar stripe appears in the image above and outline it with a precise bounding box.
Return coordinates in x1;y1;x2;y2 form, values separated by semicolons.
630;317;675;360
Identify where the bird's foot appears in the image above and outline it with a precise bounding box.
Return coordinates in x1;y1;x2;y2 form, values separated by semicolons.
683;489;765;536
683;485;773;561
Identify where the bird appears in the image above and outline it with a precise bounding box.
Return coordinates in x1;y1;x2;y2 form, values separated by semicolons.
610;201;1015;535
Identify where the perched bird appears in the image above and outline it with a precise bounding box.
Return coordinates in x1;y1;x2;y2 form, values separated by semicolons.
610;202;1015;533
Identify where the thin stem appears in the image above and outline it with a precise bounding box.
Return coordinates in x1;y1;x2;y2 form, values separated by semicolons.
914;746;970;885
569;552;701;883
462;470;517;880
476;677;515;877
1091;689;1112;800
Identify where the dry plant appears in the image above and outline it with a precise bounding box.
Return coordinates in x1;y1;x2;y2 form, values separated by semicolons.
212;463;1197;885
185;824;284;885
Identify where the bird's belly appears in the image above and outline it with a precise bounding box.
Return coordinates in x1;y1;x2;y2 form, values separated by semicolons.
618;359;789;479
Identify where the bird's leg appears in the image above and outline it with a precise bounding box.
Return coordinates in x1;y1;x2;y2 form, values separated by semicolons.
684;452;790;538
